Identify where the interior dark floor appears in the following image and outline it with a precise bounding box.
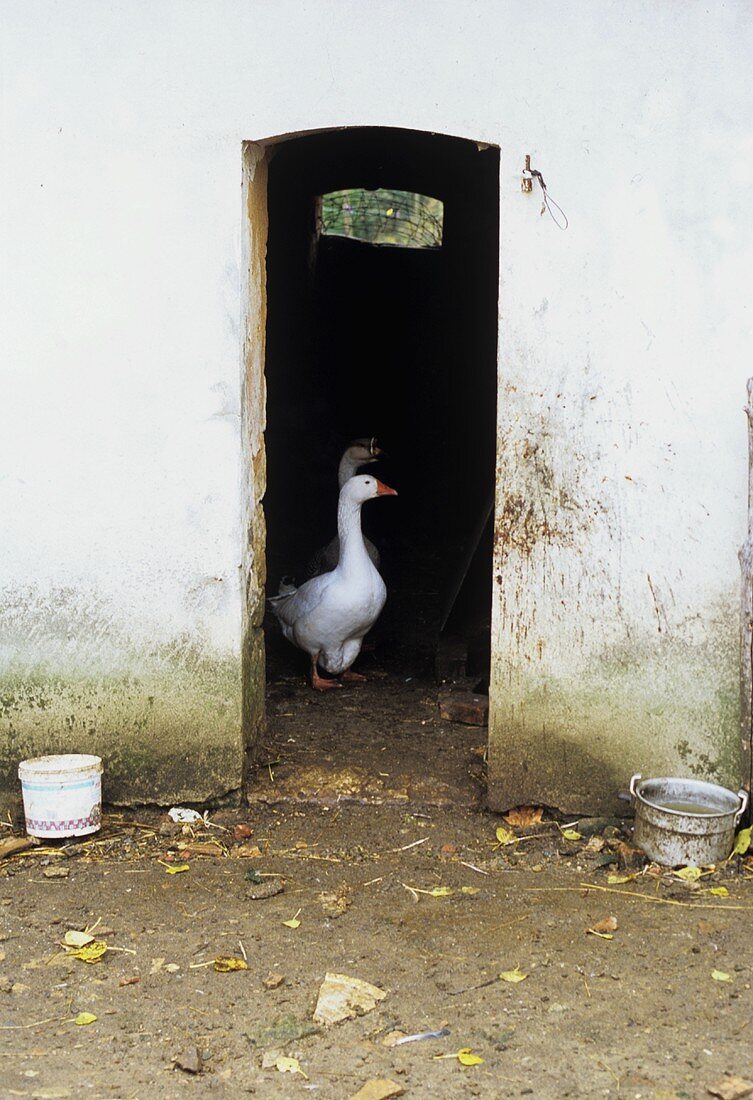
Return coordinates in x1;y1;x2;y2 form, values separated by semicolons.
260;127;499;794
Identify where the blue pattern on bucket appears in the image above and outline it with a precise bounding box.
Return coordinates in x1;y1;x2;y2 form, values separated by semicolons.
20;779;100;793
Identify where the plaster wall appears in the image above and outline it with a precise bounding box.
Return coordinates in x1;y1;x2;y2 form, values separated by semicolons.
1;1;752;809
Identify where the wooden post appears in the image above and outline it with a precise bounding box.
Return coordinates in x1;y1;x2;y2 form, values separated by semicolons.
739;377;753;798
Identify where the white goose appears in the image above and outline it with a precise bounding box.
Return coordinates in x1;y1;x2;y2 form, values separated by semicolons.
269;474;397;690
305;438;382;579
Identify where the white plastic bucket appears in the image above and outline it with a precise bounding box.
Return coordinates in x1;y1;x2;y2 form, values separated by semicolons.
18;754;103;839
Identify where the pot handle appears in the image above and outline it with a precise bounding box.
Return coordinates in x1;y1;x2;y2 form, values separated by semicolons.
629;773;642;801
735;788;749;825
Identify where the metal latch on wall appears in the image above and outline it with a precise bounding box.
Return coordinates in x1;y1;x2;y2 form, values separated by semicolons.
520;154;569;229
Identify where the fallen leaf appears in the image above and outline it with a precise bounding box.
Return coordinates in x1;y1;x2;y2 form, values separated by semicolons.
731;826;752;857
709;886;730;897
350;1079;405;1100
590;915;618;934
711;969;732;982
262;972;285;990
587;929;613;940
73;1011;97;1026
150;957;165;974
457;1048;484;1067
504;806;543;828
119;976;140;987
233;843;263;859
674;866;703;882
426;886;453;897
232;823;254;841
319;888;351;917
706;1074;753;1099
43;866;69;879
607;873;636;885
313;972;387;1026
434;1048;484;1066
499;967;527;983
63;930;94;948
560;829;582;842
213;956;248;972
585;836;606;853
68;941;108;964
164;963;180;973
159;861;190;874
460;886;480;896
275;1055;307;1078
495;826;517;847
282;908;302;929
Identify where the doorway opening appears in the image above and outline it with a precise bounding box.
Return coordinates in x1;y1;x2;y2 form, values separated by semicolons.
252;126;500;806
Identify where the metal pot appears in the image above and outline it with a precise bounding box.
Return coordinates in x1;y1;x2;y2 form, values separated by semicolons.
630;774;748;867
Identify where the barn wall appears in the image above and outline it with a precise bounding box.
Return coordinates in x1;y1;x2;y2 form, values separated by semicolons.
1;1;751;809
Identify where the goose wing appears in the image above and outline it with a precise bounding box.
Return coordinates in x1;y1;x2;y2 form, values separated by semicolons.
268;571;335;630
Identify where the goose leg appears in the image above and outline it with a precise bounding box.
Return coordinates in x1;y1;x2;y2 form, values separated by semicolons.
341;668;368;683
311;654;343;691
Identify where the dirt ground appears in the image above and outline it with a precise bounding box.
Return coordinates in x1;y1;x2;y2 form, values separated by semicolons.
2;787;753;1100
2;662;752;1100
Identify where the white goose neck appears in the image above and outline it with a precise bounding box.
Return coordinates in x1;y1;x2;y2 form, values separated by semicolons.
336;493;368;573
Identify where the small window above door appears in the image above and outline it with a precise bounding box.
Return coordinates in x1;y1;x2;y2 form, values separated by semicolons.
318;188;443;249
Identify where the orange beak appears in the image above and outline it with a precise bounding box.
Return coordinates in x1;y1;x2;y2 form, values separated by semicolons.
375;479;397;497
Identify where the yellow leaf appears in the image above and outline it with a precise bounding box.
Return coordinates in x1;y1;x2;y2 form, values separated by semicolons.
587;929;613;940
385;208;394;217
607;873;636;885
427;886;453;897
709;886;729;897
282;908;302;929
732;826;752;857
711;969;732;982
159;861;190;874
460;886;480;895
674;866;703;882
74;1011;97;1025
457;1048;484;1066
495;826;517;847
69;941;108;964
499;966;527;983
560;829;582;841
63;930;94;948
275;1055;308;1078
213;956;248;972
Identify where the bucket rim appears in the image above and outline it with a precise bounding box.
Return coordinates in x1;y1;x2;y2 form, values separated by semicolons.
18;754;103;780
631;774;743;819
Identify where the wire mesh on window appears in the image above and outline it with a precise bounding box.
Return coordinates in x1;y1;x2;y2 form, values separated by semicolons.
319;188;443;249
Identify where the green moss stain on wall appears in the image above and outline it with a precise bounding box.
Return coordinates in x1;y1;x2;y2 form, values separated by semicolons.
0;585;244;809
489;595;741;816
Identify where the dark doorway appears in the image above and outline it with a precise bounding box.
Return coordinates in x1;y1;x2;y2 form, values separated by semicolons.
258;127;499;804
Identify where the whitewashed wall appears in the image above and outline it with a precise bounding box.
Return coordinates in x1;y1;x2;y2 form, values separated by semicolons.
1;0;751;808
